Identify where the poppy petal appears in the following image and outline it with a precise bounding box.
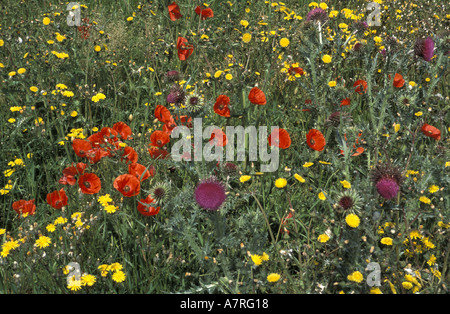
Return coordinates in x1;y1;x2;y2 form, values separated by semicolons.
168;2;182;21
268;128;291;149
306;129;326;151
113;174;141;197
46;189;69;209
78;173;102;194
393;73;405;88
150;130;170;147
421;123;441;140
194;6;214;20
137;195;160;216
213;95;231;117
248;87;267;105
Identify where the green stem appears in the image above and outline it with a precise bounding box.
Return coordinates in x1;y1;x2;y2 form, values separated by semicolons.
252;192;276;244
376;94;389;135
242;87;248;171
309;55;318;104
210;210;225;240
367;53;379;132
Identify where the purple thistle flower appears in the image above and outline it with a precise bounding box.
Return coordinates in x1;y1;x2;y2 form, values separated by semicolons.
370;163;403;200
353;42;363;51
194;177;226;211
351;21;368;34
166;84;185;105
165;70;180;82
414;37;434;62
422;37;435;61
375;178;400;200
306;8;328;23
166;92;178;104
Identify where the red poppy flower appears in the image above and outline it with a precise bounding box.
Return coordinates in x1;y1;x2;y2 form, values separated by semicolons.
12;199;36;216
47;188;69;209
63;162;87;176
340;98;351;107
177;36;194;61
248;87;267;105
86;147;110;164
59;175;76;186
177;115;193;128
168;2;182;21
86;132;103;147
78;173;101;194
288;66;304;76
421;123;441;140
87;128;121;159
162;116;177;135
72;139;93;158
393;73;405;88
214;95;231;117
59;162;87;185
353;80;368;94
113;121;132;140
113;174;140;197
150;130;170;147
155;105;173;124
128;163;154;181
121;146;139;164
339;132;365;156
268;128;291;149
194;5;214;20
352;147;365;156
306;129;326;151
209;129;228;147
88;127;119;147
137;195;160;216
148;147;170;159
340;146;365;156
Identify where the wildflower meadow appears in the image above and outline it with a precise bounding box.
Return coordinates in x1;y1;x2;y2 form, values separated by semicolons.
0;0;449;296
